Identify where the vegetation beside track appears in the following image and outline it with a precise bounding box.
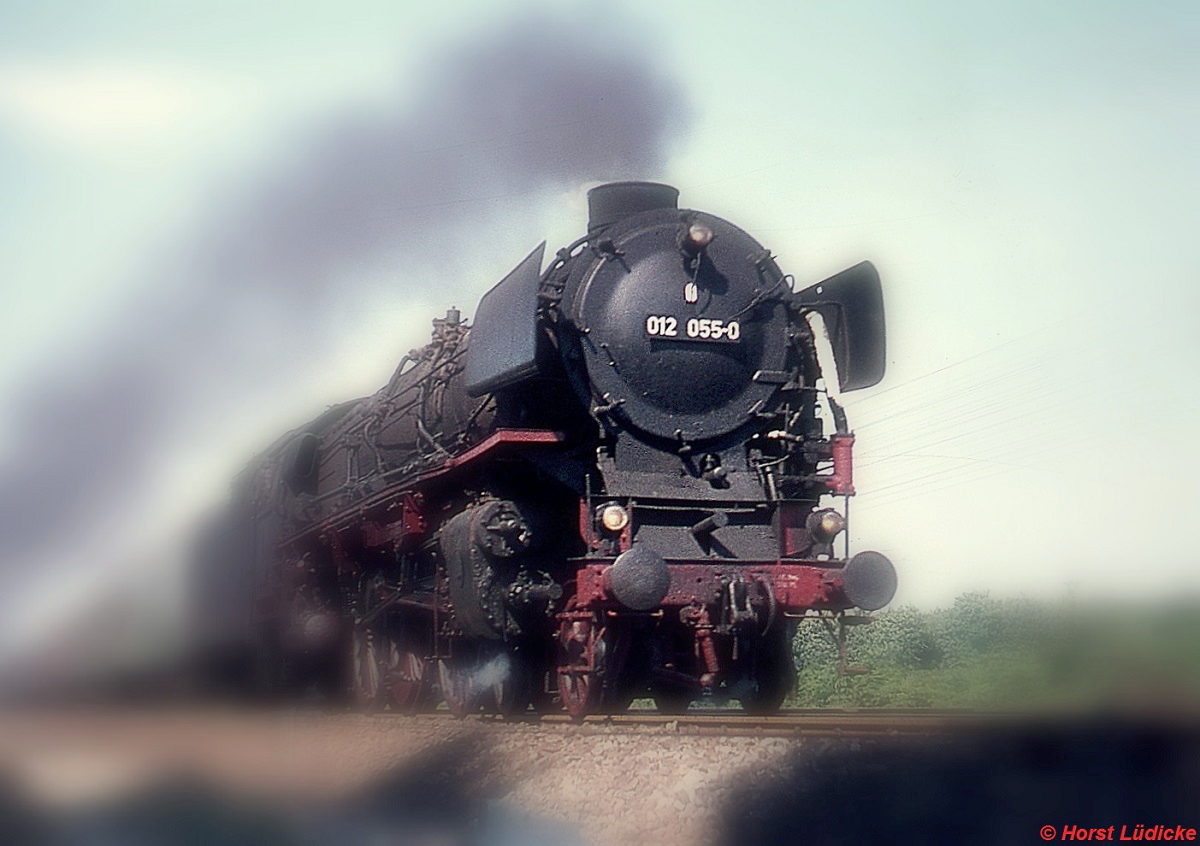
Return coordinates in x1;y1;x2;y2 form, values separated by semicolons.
790;593;1200;709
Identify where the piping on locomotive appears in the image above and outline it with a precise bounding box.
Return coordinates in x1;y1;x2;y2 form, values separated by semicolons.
194;182;896;717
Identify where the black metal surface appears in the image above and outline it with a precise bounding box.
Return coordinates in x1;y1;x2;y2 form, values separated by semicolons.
440;505;521;640
586;181;679;231
465;242;546;397
280;432;319;495
304;313;488;508
842;550;897;611
607;544;671;610
792;261;886;392
691;510;729;537
569;209;790;443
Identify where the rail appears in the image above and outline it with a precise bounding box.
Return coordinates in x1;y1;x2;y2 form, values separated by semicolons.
396;707;1074;737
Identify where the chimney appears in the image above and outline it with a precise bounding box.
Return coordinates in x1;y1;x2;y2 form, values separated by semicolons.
587;181;679;231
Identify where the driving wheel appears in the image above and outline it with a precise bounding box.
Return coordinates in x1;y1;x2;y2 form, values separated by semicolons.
556;612;606;721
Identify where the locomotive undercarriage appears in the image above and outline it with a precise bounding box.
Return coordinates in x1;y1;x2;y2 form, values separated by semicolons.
334;553;847;719
264;431;879;719
553;573;804;718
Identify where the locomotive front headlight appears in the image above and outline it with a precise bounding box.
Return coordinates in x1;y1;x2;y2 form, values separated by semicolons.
686;223;715;248
597;502;630;533
807;508;846;542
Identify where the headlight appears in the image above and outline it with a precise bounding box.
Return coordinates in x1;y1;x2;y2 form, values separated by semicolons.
806;508;846;542
596;502;630;533
686;222;715;248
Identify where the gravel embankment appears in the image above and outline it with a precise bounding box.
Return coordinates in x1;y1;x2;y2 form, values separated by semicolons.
0;709;799;845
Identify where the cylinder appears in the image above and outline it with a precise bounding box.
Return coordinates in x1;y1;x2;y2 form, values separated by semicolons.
691;511;730;537
587;181;679;231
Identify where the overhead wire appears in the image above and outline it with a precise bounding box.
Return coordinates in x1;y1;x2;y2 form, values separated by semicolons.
829;294;1193;512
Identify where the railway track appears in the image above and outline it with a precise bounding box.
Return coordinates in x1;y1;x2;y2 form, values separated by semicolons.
400;707;1038;737
3;703;1188;741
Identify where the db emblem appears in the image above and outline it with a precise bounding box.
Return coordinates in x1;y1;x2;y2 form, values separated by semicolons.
684;282;699;303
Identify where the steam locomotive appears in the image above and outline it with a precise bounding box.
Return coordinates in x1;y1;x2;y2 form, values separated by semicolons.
193;182;896;717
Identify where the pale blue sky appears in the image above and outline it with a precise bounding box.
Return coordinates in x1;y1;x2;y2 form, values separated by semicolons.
0;1;1197;651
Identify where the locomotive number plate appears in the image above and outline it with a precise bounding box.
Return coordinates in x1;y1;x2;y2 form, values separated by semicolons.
645;315;741;342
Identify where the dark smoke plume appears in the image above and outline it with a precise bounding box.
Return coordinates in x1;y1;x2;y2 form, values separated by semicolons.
0;13;690;596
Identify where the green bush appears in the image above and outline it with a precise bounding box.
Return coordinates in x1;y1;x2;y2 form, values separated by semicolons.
786;594;1200;709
